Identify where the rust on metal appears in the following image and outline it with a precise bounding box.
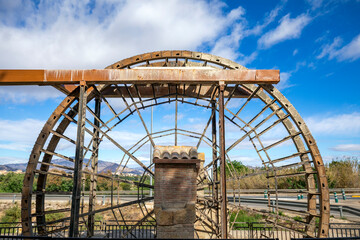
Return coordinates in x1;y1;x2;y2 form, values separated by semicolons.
14;50;329;239
0;69;279;85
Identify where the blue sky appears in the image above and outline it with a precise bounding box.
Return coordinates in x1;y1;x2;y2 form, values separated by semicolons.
0;0;359;167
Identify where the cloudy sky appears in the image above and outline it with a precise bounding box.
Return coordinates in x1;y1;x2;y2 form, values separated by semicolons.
0;0;359;166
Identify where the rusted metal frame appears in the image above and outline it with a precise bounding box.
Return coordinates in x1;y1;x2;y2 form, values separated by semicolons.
224;84;238;108
40;197;154;227
124;84;135;103
258;131;302;152
52;84;71;95
182;83;186;103
151;84;157;104
125;88;155;148
206;85;219;109
69;83;87;237
231;85;261;121
225;99;279;153
37;161;74;171
87;96;100;237
175;96;178;146
237;159;312;180
194;84;202;104
116;134;150;173
118;138;151;175
229;209;240;230
34;169;73;178
66;105;106;163
48;130;92;153
91;84;121;122
106;89;175;128
196;206;218;232
115;208;135;238
218;83;228;239
245;84;322;236
195;206;219;230
262;151;311;165
167;84;171;103
85;117;154;176
31;208;71;218
120;209;155;238
211;100;220;236
0;68;273;85
267;170;316;179
265;219;307;237
136;171;155;224
249;113;291;140
196;109;215;148
31;97;79;236
134;84;145;109
113;84;132;119
233;204;312;232
40;149;74;163
85;106;111;131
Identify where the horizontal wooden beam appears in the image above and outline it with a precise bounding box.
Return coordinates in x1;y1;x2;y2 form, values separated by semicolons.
0;69;279;85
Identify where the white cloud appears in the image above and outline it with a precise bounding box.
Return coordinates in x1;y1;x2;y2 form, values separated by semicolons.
210;3;283;65
0;0;247;103
258;13;312;49
317;34;360;62
0;0;239;69
306;0;323;10
331;144;360;152
0;118;45;151
0;86;64;103
316;37;342;59
336;34;360;61
0;156;28;165
305;112;360;136
210;7;247;61
277;72;293;90
293;49;298;56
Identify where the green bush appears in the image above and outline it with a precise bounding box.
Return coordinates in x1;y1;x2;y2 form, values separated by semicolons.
0;173;24;193
1;204;21;225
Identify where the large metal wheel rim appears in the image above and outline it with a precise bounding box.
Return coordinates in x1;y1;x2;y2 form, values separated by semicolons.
21;50;330;238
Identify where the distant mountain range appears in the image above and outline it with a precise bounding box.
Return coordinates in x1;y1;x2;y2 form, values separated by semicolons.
0;159;143;175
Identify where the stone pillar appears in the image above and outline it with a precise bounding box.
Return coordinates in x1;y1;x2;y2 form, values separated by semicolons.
154;151;200;239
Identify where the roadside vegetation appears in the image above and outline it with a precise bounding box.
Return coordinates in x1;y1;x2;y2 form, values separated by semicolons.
0;157;358;193
225;156;359;189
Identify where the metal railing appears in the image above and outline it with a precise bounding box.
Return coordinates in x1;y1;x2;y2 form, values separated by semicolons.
0;222;359;239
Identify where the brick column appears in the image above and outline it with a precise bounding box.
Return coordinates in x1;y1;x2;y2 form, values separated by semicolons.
154;159;200;239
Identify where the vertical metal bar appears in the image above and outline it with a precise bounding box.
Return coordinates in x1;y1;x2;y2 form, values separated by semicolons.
175;99;178;146
69;83;87;237
150;100;153;197
211;101;220;236
88;96;100;237
219;83;228;239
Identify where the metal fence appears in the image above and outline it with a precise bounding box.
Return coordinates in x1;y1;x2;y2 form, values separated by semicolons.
0;222;359;239
230;222;304;239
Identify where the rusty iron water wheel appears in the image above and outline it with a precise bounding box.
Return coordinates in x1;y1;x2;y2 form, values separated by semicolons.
21;50;329;238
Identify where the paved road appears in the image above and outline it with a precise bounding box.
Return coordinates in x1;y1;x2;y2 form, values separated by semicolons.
1;193;359;220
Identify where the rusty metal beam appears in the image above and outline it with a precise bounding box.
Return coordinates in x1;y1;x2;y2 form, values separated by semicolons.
218;83;228;239
0;69;279;85
69;83;87;237
102;85;253;98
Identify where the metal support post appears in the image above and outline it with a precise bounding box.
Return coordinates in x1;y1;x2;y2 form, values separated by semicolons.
211;101;220;236
88;96;100;237
150;100;153;197
175;99;178;146
219;83;228;239
69;83;87;237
